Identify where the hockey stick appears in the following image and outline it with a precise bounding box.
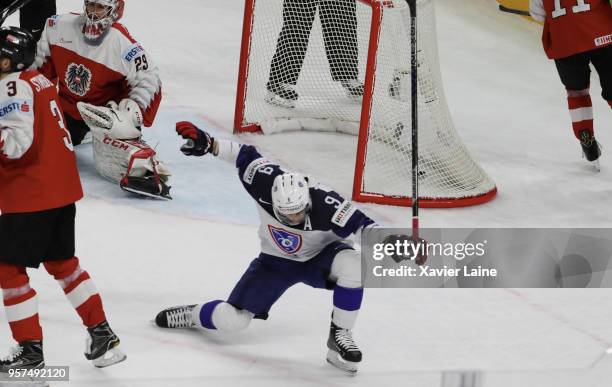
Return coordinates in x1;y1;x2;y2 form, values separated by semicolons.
406;0;426;265
0;0;34;26
407;0;419;233
498;4;531;16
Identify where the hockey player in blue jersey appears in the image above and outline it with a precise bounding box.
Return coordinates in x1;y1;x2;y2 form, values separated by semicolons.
155;121;380;373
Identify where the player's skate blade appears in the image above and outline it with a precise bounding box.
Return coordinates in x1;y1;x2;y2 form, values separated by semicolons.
326;349;358;375
85;321;126;368
340;80;364;102
155;305;197;328
120;176;172;200
90;346;126;368
265;82;298;109
580;130;601;171
326;322;361;374
264;91;296;109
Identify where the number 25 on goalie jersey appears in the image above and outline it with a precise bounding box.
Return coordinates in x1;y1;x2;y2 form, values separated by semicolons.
235;145;375;261
0;70;83;214
540;0;612;59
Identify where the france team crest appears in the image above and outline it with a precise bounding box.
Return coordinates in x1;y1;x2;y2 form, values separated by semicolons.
268;225;303;254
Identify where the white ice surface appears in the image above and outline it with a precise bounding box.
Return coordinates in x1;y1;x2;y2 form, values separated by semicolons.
1;0;612;386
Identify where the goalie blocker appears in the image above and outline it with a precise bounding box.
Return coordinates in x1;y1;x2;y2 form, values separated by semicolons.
77;101;172;200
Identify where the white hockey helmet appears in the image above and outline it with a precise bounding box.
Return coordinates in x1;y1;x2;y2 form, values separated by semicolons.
271;173;311;226
83;0;125;44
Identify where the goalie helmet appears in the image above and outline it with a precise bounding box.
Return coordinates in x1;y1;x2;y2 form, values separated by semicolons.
83;0;125;44
0;27;36;72
271;173;311;226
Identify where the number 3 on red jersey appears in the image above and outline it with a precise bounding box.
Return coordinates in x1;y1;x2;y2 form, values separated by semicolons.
50;99;74;152
552;0;592;18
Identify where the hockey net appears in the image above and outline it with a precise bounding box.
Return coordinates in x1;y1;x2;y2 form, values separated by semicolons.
234;0;497;207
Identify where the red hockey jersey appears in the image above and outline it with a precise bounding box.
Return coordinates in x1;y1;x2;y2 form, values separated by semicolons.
0;71;83;214
541;0;612;59
33;13;162;126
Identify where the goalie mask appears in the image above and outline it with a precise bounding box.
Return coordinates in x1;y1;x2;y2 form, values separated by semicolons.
83;0;125;44
271;173;311;226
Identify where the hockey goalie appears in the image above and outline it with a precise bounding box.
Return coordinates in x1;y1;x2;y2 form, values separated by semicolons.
31;0;171;199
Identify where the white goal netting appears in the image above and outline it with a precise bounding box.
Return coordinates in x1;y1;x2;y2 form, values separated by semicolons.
236;0;496;207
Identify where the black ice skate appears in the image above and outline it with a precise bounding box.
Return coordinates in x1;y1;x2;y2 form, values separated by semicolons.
85;321;126;368
120;175;172;200
579;129;601;171
265;82;298;108
340;79;364;101
155;305;197;329
326;322;362;374
0;341;44;372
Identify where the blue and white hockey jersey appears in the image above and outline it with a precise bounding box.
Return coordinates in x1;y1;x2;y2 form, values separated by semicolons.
217;141;375;262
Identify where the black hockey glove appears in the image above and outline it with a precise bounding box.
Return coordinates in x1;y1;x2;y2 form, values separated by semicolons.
382;234;428;266
175;121;214;156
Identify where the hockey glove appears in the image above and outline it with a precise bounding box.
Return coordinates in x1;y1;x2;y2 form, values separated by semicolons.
175;121;214;156
77;101;142;140
382;234;428;266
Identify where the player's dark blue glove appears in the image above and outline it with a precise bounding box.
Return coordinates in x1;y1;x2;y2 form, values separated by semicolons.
176;121;214;156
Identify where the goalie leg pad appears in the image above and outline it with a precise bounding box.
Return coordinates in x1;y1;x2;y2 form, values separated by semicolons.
92;133;172;200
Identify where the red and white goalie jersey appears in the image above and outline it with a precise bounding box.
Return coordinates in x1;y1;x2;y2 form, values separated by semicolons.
32;13;162;126
540;0;612;59
0;70;83;214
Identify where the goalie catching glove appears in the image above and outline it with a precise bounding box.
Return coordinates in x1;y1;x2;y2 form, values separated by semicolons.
77;99;143;140
176;121;214;156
